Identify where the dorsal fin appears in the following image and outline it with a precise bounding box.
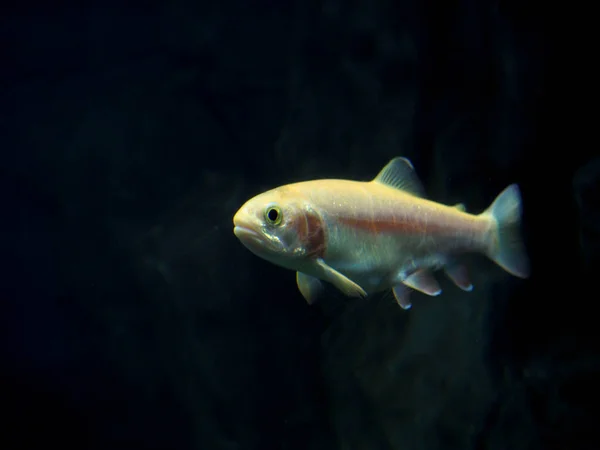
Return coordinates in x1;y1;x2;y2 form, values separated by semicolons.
453;203;466;212
372;157;426;197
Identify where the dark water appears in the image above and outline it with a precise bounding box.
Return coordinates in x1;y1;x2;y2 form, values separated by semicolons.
1;1;597;449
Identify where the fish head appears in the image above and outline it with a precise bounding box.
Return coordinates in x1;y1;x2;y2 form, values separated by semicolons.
233;186;325;270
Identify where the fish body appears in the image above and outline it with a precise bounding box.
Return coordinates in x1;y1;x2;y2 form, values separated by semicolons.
233;157;529;309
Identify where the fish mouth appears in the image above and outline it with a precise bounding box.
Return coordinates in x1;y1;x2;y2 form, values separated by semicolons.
233;225;260;241
233;225;268;251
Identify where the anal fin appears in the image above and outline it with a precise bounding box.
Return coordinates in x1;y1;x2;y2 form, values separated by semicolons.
402;269;442;296
444;263;473;291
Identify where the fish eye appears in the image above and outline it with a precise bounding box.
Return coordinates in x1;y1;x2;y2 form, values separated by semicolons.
264;205;282;226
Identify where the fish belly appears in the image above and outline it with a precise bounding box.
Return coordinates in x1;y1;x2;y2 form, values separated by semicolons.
324;228;448;294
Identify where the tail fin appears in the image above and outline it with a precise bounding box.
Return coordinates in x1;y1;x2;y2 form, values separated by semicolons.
482;184;530;278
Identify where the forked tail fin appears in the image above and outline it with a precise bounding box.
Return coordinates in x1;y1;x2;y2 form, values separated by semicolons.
482;184;530;278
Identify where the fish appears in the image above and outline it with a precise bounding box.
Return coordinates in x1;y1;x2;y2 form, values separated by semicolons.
233;157;530;309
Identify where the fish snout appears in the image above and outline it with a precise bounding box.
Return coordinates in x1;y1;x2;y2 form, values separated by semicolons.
233;207;252;230
233;208;243;228
233;209;265;251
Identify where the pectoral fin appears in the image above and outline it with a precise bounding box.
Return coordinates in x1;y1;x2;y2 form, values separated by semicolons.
296;272;324;305
402;269;442;296
315;258;367;298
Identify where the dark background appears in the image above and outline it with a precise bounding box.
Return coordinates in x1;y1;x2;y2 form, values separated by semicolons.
1;1;597;449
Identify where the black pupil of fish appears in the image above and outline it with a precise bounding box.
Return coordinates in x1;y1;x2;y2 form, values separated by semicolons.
267;208;279;222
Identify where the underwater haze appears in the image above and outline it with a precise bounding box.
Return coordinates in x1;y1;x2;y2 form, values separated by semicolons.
1;1;597;450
